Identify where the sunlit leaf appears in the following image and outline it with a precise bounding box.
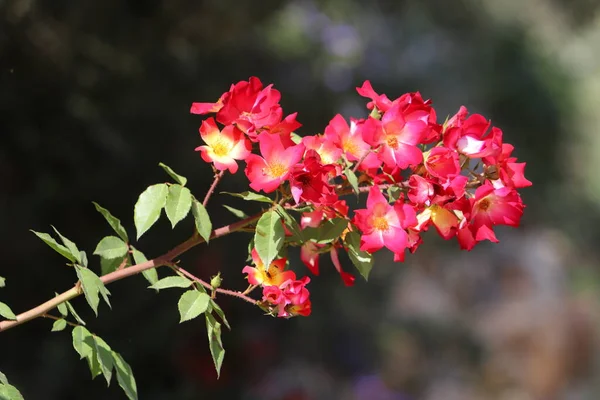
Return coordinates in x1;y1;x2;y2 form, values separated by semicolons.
134;184;168;239
0;302;16;320
165;184;192;228
93;202;129;242
75;266;111;315
158;162;188;186
131;247;158;286
94;236;128;260
178;290;210;323
222;205;248;219
221;191;273;203
345;230;374;280
112;351;138;400
93;336;114;385
206;313;225;378
254;210;285;269
191;199;212;243
30;230;77;262
52;226;81;264
148;276;192;290
72;326;94;359
51;318;67;332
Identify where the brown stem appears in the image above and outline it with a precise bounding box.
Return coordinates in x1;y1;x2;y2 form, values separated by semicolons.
0;212;263;333
42;313;81;328
169;264;257;305
203;170;225;207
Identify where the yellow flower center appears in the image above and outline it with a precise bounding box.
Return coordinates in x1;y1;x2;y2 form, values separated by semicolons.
268;162;287;178
212;141;230;157
342;139;359;156
386;135;398;149
373;216;389;231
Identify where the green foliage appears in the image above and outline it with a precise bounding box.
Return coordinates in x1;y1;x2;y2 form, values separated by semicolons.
71;327;138;399
178;290;210;323
75;266;111;316
100;255;129;276
134;184;169;239
94;236;128;260
191;199;212;242
165;184;192;228
0;302;16;320
0;373;24;400
275;205;304;243
222;205;248;219
344;167;359;195
303;218;348;244
51;319;67;332
52;226;82;264
221;191;273;203
158;162;188;186
254;210;285;268
148;276;192;290
130;247;158;286
92;202;129;242
206;313;225;378
55;294;68;316
344;230;374;280
30;230;78;263
65;300;86;325
209;299;230;330
0;277;4;288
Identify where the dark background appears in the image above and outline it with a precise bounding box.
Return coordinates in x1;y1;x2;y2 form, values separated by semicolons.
2;0;600;399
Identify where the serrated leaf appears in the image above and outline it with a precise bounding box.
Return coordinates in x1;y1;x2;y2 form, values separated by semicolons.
93;202;129;242
0;372;7;385
178;290;210;323
30;230;77;262
65;301;85;325
52;226;81;264
86;346;102;379
275;205;304;243
93;336;114;385
222;205;248;219
148;276;192;290
165;184;192;228
100;255;129;276
254;210;284;269
302;218;348;244
386;186;402;203
72;326;93;359
0;302;16;320
345;230;374;280
131;247;158;286
94;236;128;260
209;299;230;330
206;313;225;378
158;162;188;186
112;351;138;400
51;318;67;332
344;167;359;195
134;184;169;239
221;191;273;203
0;383;24;400
191;200;212;243
75;266;111;315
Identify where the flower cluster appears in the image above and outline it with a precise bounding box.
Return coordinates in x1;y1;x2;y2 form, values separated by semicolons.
191;77;531;317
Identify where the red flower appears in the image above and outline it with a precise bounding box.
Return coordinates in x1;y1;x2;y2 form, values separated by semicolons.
195;118;251;173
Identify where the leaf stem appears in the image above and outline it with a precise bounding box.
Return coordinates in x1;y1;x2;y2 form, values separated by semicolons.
0;212;263;333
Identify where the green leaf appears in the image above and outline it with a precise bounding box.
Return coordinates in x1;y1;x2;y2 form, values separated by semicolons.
93;202;129;242
275;205;304;243
52;226;81;264
221;191;273;203
344;167;359;195
30;230;77;262
93;336;114;385
165;184;192;228
148;276;192;290
75;266;111;315
386;185;403;203
86;347;102;379
0;372;7;385
65;300;86;325
222;205;248;219
345;230;374;280
209;299;230;330
191;199;212;243
0;302;16;320
131;247;158;286
112;351;138;400
178;290;210;323
0;276;4;288
51;318;67;332
100;255;129;276
302;218;348;244
94;236;128;260
158;162;188;186
290;132;303;144
79;250;89;267
134;183;169;239
206;313;225;378
254;210;285;268
55;293;68;316
0;383;24;400
72;326;94;359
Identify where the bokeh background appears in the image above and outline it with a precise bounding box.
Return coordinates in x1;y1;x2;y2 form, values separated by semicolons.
1;0;600;399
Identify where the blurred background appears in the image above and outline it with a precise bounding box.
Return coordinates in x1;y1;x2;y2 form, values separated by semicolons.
1;0;600;399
